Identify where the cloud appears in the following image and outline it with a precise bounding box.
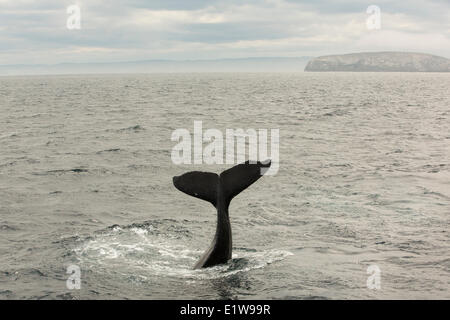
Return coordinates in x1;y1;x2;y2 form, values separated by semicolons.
0;0;448;64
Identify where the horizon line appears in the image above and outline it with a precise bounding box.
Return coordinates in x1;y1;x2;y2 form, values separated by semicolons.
1;51;449;68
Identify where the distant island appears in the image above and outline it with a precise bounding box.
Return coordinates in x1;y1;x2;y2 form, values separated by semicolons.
304;52;450;72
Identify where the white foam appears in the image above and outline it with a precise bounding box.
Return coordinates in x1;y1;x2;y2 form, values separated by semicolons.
74;225;293;281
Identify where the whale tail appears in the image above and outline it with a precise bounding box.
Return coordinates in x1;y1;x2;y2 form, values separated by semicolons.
172;160;271;206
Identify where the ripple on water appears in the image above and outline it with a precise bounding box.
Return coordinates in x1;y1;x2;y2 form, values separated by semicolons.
73;221;293;281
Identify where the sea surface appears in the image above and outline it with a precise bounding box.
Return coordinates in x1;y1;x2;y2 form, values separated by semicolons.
0;73;449;299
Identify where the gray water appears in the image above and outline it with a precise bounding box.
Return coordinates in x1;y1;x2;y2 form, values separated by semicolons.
0;73;449;299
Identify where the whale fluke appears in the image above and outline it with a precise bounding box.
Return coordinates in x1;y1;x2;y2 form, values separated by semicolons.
173;160;271;268
173;172;219;206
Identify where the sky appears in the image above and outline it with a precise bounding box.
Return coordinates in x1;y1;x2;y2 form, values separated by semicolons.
0;0;449;65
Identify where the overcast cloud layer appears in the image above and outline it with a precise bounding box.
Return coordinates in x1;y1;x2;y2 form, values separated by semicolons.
0;0;449;64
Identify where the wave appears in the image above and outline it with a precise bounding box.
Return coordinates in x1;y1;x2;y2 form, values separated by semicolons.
73;220;292;281
33;168;89;175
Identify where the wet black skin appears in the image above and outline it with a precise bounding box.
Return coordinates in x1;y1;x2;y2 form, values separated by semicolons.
173;160;271;269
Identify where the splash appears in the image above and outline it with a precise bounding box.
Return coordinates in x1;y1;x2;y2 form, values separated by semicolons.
73;221;292;281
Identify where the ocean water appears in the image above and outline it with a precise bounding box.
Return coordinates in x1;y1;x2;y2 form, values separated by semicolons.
0;73;449;299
